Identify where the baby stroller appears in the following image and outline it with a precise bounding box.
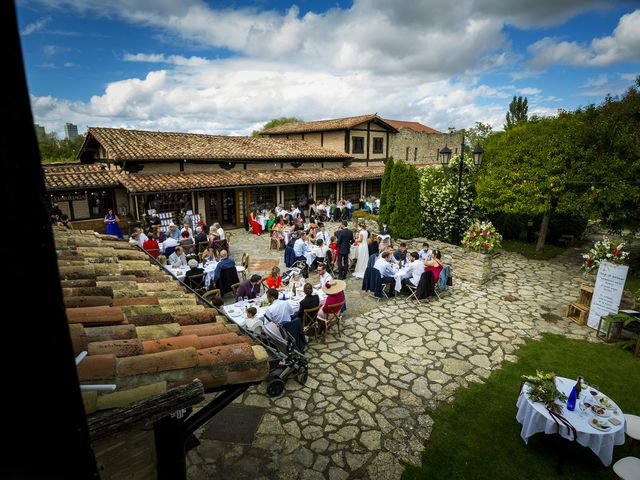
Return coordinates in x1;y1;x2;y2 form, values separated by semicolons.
261;320;309;397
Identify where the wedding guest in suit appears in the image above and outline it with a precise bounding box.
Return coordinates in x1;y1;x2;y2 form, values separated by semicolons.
335;221;354;280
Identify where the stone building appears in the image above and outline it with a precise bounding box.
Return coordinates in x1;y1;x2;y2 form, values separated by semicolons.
261;113;462;166
44;127;384;231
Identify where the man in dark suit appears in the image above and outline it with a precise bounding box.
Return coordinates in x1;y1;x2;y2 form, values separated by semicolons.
334;220;354;280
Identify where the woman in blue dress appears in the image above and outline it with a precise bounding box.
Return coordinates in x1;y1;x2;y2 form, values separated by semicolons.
104;209;123;238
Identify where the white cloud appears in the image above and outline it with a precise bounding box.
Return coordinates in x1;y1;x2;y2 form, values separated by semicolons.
123;53;209;66
31;60;516;137
529;9;640;67
20;16;51;36
518;87;541;95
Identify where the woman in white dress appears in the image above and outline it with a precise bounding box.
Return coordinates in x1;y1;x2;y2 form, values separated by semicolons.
353;222;370;278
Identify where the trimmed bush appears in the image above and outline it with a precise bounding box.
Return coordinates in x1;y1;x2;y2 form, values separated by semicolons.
378;157;394;227
390;161;422;239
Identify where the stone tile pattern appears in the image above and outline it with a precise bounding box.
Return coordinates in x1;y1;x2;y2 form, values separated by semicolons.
188;228;597;480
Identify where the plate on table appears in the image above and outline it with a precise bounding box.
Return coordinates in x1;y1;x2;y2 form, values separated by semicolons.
590;405;612;418
597;396;617;410
589;418;611;431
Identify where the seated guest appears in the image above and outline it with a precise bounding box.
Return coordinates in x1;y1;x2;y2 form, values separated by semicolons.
157;255;167;266
244;306;263;334
168;246;187;268
184;258;205;287
236;274;262;301
197;219;209;235
293;232;309;262
317;279;346;321
313;238;329;263
393;242;408;263
142;233;160;258
181;223;193;239
283;213;294;227
162;235;178;255
314;263;333;290
418;242;432;261
157;228;167;243
136;227;149;247
374;251;396;295
265;288;293;324
168;222;181;240
248;210;262;236
385;245;399;264
266;211;276;232
266;266;283;290
213;249;235;282
400;252;425;288
193;226;208;252
202;246;218;263
297;282;319;322
293;214;304;231
425;249;444;284
179;230;195;253
290;204;300;218
316;223;329;246
128;232;140;246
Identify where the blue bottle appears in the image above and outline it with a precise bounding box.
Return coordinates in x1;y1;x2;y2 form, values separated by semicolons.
567;386;577;411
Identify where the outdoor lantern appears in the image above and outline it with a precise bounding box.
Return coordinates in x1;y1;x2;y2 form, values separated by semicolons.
473;145;484;166
439;145;452;165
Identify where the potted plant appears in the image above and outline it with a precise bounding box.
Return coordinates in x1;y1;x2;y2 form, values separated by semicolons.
459;220;502;284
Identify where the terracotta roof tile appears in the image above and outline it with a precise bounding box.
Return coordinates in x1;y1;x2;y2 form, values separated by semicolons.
44;163;122;191
119;165;384;193
86;127;351;161
382;119;442;134
261;114;398;134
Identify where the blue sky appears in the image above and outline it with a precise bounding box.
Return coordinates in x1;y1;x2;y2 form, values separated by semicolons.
17;1;640;137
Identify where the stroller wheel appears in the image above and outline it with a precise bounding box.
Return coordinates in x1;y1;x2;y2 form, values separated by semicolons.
267;378;285;397
297;368;309;385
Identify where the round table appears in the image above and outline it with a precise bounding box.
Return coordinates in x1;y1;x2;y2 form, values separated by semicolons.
516;376;626;466
164;261;218;289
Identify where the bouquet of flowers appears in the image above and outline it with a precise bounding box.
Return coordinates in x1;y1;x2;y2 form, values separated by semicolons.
521;370;567;413
461;220;502;254
581;236;629;272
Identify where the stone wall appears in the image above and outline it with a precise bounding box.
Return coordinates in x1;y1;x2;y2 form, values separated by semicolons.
389;129;462;165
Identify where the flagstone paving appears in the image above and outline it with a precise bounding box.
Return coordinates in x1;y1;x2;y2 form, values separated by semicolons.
187;229;597;480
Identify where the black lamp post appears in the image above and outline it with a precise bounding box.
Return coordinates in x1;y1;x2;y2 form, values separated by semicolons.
438;134;484;245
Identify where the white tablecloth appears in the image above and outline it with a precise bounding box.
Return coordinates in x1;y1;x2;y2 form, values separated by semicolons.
256;216;268;230
394;265;410;291
164;261;218;289
223;288;327;330
516;376;625;466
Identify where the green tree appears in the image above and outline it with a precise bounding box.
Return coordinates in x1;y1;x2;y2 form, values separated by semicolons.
476;115;580;253
464;122;494;149
378;157;395;227
252;117;302;136
38;133;85;163
504;96;528;130
390;162;422;239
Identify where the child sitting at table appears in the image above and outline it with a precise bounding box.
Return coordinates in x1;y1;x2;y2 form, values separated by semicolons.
246;306;257;319
245;306;263;333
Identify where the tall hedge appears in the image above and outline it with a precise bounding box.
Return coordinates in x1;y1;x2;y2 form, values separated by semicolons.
378;157;394;227
390;162;422;239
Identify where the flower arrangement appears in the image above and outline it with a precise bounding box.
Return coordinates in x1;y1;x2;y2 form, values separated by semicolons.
581;236;629;272
461;220;502;254
521;370;567;413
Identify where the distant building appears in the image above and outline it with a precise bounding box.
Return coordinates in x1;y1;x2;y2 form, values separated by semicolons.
34;124;46;140
64;123;79;140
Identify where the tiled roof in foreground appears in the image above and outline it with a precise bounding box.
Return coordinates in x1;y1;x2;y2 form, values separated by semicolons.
44;163;122;191
55;228;268;416
117;166;386;193
85;127;352;161
260;114;398;135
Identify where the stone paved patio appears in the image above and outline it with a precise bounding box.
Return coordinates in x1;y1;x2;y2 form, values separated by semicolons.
187;228;597;480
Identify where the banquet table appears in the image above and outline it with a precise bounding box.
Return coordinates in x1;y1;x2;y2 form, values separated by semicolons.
256;215;268;230
223;286;327;331
393;264;410;291
516;376;626;466
164;260;218;289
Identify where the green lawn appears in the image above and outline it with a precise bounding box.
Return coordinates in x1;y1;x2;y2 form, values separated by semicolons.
403;333;640;480
500;240;568;260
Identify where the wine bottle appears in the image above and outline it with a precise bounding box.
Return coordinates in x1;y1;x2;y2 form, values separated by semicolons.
575;376;582;399
292;282;297;297
567;386;577;411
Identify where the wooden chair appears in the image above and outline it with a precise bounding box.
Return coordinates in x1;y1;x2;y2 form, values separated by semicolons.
144;248;160;258
236;253;248;280
302;305;322;339
270;233;284;250
203;289;221;301
230;282;240;298
181;242;196;255
185;272;206;293
198;241;210;254
317;301;344;344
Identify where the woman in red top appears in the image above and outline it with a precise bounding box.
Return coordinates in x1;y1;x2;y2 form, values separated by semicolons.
425;249;444;283
142;233;160;258
248;210;262;236
317;279;346;321
265;266;283;290
329;235;338;261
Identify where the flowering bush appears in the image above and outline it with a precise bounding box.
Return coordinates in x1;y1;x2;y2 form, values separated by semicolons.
419;155;477;243
581;236;629;272
462;220;502;254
